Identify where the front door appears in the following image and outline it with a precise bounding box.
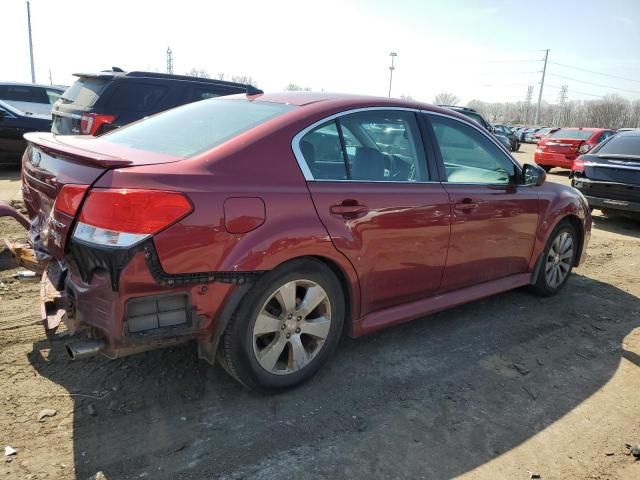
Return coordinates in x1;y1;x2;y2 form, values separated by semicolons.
297;109;451;316
426;113;539;291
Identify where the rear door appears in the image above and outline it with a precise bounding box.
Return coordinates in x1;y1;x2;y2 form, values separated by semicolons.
297;108;451;316
425;112;539;291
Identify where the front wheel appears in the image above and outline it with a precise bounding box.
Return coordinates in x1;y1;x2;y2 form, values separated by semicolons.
218;259;345;391
532;222;577;296
541;165;553;173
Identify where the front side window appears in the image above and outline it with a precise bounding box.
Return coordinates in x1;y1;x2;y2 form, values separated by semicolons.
298;110;428;182
429;114;517;184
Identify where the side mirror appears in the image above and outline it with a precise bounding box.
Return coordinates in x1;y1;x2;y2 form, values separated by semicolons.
522;163;546;186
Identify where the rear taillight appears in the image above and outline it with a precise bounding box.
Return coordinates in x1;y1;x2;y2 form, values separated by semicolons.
73;189;193;247
572;158;585;173
578;143;593;154
54;184;89;216
80;113;116;135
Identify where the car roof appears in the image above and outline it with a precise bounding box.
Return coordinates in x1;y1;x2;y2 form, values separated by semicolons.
556;127;609;132
71;70;251;89
617;130;640;137
0;81;64;91
237;91;477;118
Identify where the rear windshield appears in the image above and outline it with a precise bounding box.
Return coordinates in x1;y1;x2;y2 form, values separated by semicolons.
597;135;640;156
60;77;109;107
103;98;295;157
549;129;594;140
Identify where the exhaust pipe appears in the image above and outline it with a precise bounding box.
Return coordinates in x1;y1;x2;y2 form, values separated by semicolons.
65;339;106;360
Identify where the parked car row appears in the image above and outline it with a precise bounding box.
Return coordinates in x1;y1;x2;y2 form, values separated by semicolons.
0;83;64;165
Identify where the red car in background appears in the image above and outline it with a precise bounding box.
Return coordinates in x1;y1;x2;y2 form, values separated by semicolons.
0;92;591;391
535;128;616;172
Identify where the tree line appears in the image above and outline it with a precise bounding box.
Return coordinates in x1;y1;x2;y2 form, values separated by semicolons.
435;92;640;129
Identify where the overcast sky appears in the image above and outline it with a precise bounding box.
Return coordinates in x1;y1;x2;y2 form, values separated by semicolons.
1;0;639;105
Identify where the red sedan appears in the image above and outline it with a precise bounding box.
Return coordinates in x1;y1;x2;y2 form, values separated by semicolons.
534;127;616;172
1;92;591;391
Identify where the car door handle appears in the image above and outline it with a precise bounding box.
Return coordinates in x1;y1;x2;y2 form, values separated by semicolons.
330;203;368;216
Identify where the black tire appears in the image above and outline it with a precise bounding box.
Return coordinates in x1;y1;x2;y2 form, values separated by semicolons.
532;221;578;296
541;165;553;173
218;258;345;391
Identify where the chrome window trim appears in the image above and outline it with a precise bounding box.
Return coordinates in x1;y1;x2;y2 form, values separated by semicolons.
291;106;427;183
423;110;523;182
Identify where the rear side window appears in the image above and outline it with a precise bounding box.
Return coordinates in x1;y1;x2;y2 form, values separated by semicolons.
597;135;640;155
298;110;428;182
106;83;167;111
550;129;594;140
60;77;109;107
0;85;48;103
103;98;294;157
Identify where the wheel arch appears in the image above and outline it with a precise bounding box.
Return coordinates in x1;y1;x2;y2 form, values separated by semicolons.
198;254;359;365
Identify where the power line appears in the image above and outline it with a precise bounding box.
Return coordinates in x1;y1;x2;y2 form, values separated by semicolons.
546;73;640;94
444;59;542;64
548;61;640;84
545;84;603;98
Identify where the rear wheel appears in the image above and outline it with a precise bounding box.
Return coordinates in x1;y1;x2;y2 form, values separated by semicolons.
541;165;553;173
218;259;345;391
532;222;577;296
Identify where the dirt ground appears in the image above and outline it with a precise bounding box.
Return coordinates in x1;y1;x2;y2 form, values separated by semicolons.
1;144;639;480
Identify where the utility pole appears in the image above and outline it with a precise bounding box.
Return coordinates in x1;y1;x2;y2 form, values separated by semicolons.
524;85;533;124
557;85;568;126
26;1;35;83
534;49;549;125
388;52;397;98
166;47;173;74
49;68;52;85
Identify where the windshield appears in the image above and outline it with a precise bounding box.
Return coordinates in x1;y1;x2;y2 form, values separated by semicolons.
550;129;594;140
597;135;640;156
103;98;295;157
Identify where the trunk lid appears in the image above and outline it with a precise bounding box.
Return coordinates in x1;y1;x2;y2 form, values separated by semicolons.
583;154;640;185
21;132;133;259
543;138;584;154
542;129;596;155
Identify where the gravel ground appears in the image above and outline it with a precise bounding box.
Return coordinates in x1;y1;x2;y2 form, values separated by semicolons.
1;145;639;479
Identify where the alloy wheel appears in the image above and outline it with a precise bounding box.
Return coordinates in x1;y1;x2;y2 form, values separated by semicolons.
252;279;332;375
545;231;574;288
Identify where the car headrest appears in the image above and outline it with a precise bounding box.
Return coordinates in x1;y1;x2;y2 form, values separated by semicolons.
352;147;386;181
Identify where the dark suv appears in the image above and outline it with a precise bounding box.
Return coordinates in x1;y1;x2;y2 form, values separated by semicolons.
439;105;493;132
52;69;257;136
